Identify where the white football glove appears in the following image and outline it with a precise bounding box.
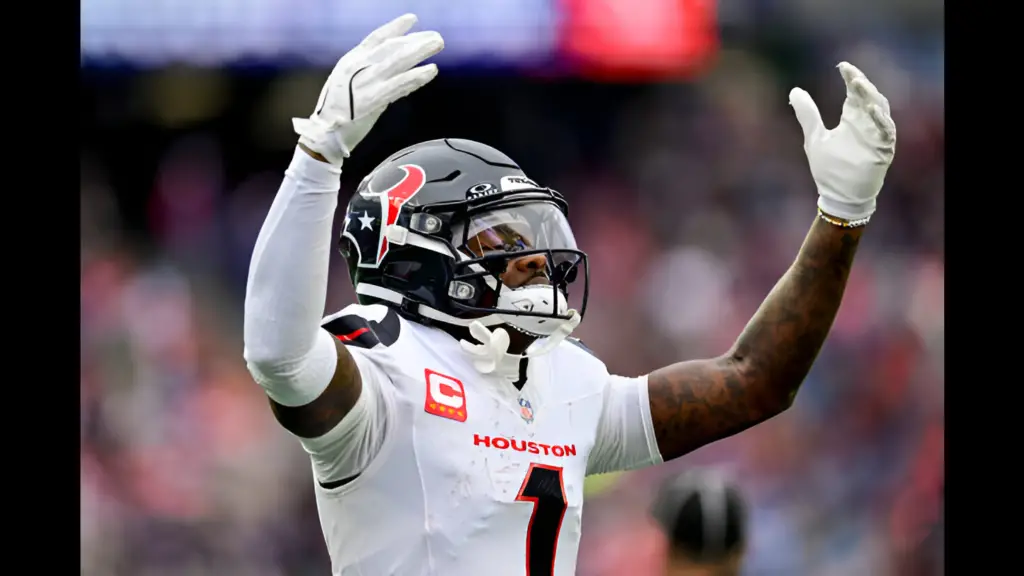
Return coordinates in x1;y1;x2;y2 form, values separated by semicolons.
293;14;444;166
789;62;897;223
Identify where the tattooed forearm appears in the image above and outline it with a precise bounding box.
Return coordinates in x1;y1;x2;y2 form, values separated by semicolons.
648;217;862;460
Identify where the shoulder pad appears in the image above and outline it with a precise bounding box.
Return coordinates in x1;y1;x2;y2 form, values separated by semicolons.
566;337;598;358
321;304;401;349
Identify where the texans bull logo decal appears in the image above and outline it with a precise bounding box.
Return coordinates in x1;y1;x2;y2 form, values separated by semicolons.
349;164;426;269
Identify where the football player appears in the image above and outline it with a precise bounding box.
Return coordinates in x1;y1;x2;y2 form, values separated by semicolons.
651;471;748;576
242;13;896;576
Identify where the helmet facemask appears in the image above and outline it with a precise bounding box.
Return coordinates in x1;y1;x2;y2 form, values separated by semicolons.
446;201;588;340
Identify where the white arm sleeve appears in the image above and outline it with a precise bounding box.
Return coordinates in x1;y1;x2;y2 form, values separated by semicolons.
243;146;342;406
586;374;663;476
242;148;394;484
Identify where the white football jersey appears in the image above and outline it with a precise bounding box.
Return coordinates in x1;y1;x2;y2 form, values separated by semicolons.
300;303;661;576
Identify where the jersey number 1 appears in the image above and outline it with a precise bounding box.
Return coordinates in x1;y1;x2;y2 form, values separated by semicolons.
516;463;568;576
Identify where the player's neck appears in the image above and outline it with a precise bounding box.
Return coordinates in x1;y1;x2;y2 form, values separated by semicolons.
406;310;536;357
408;313;531;390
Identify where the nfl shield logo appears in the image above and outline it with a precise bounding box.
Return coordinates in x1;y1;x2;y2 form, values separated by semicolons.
518;397;534;423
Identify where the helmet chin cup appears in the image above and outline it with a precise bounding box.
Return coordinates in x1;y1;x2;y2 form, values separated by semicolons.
496;284;569;337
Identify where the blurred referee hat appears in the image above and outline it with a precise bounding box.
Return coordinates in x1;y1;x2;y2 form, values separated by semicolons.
650;469;748;562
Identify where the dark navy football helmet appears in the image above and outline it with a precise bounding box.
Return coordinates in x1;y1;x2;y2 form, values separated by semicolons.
339;138;588;338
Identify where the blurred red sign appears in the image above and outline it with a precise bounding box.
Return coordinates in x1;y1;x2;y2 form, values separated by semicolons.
558;0;718;81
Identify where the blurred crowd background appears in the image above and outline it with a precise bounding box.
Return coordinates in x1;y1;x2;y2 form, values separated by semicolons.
80;0;944;574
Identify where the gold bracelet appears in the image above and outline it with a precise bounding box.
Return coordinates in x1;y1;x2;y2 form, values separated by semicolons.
817;209;871;229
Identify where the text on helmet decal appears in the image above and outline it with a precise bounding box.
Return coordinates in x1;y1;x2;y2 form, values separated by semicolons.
500;175;539;192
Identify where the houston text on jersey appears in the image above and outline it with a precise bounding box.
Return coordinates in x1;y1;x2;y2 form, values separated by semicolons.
473;434;577;458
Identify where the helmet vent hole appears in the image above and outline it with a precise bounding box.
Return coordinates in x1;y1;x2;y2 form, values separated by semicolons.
427;170;461;183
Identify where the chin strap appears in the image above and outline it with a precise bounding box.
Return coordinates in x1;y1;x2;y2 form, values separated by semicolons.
356;282;581;379
460;322;519;380
522;309;581;356
356;282;505;327
460;311;581;381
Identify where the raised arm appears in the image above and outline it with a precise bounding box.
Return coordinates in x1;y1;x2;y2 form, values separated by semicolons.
647;62;898;461
649;217;860;459
242;146;359;438
242;14;442;440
